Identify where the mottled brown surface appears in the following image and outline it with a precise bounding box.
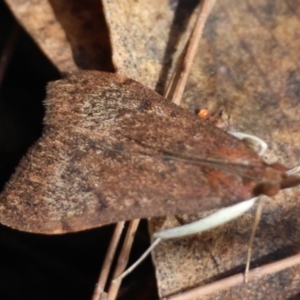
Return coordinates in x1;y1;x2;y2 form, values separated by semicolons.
0;70;293;234
102;0;197;90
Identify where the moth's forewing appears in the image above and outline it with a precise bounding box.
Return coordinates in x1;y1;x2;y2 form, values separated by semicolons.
0;71;290;233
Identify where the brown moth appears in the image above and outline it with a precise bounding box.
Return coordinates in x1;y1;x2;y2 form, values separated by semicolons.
0;70;298;234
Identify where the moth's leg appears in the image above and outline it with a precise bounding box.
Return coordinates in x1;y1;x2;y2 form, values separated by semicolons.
229;131;268;156
232;134;300;280
234;137;300;280
153;198;257;240
115;198;258;281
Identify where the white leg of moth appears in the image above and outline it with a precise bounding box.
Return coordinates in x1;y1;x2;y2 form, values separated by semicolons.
115;198;258;281
229;131;268;156
153;198;257;240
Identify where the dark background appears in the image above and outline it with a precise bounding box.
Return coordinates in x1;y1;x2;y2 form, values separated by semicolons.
0;1;157;299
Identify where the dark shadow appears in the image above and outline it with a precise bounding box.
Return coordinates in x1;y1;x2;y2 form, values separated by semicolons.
49;0;115;71
288;292;300;300
0;4;60;189
155;0;199;94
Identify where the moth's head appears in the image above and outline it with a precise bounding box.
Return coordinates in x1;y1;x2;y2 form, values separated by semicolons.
253;163;300;197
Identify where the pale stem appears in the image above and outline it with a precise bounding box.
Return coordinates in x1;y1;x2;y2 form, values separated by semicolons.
91;221;125;300
154;198;257;240
244;198;263;282
170;0;217;105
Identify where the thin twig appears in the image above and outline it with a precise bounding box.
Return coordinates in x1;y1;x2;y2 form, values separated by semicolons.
106;219;140;300
163;252;300;300
244;199;263;282
92;221;125;300
167;0;217;105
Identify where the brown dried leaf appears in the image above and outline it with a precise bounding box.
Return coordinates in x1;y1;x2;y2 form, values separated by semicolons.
5;0;114;72
150;0;300;299
101;0;196;89
5;0;73;71
0;70;290;234
5;0;196;83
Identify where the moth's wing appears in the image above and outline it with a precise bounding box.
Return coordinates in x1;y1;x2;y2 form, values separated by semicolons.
0;71;289;233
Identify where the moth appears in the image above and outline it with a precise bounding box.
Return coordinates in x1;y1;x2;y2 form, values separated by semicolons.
0;70;298;234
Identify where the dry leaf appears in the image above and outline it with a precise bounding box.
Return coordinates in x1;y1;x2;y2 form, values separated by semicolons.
102;0;198;89
5;0;200;89
5;0;75;72
5;0;114;72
